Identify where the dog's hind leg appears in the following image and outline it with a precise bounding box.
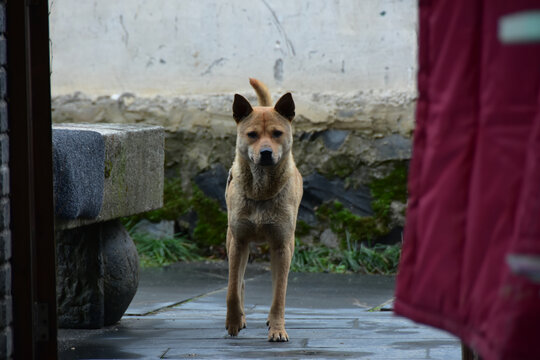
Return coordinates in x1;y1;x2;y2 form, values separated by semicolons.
226;229;250;336
267;237;294;342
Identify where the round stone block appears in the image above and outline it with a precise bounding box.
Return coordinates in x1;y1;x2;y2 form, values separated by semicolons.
102;220;140;326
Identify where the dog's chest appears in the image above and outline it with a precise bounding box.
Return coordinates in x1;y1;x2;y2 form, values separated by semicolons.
232;197;294;242
242;197;286;225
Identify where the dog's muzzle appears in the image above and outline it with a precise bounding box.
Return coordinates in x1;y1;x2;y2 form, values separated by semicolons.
259;147;274;166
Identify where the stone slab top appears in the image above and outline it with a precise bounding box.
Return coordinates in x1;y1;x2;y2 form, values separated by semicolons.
54;122;164;134
54;123;165;230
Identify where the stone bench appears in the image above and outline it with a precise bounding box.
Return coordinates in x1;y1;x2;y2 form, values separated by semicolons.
53;123;164;328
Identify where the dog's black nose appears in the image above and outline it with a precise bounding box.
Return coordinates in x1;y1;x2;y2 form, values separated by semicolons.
259;147;274;166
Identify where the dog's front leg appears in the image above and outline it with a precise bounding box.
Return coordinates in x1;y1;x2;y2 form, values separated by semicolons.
267;237;294;342
226;231;249;336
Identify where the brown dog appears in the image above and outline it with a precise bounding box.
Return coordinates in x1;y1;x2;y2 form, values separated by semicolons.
225;78;303;342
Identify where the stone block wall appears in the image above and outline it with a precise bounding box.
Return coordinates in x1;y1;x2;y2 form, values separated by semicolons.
0;1;12;357
51;92;415;184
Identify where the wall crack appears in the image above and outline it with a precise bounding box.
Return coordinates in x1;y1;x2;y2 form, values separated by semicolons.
261;0;296;56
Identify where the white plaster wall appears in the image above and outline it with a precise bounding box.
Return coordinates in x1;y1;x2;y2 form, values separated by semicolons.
49;0;417;97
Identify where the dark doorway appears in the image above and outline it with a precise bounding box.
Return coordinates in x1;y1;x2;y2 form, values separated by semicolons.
8;0;58;359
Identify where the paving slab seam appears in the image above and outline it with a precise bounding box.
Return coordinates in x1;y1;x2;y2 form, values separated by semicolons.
368;297;395;312
159;347;171;359
125;285;229;317
191;269;229;280
127;272;267;317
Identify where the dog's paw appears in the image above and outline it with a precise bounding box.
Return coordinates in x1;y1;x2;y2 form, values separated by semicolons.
225;314;246;337
268;327;289;342
267;318;289;342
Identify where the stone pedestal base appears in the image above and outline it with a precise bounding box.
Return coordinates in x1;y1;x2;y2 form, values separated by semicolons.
56;220;139;328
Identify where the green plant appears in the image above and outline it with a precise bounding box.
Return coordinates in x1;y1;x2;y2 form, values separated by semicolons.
122;176;189;231
315;201;383;246
132;232;203;268
191;185;228;251
290;238;339;273
291;237;401;275
123;176;228;256
313;163;408;248
370;163;408;221
295;220;312;237
321;154;356;179
339;233;401;274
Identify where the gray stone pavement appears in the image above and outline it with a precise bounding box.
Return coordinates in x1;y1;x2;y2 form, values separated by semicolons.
58;261;462;359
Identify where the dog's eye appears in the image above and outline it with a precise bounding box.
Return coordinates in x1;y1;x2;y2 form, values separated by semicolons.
247;131;258;139
273;130;283;138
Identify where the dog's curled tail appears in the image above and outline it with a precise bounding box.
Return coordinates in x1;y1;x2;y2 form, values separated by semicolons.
249;78;272;106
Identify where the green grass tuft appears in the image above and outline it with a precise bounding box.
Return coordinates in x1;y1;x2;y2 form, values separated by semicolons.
291;236;401;275
131;232;203;268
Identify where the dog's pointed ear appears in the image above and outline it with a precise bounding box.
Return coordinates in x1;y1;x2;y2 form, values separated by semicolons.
274;93;295;121
233;94;253;123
